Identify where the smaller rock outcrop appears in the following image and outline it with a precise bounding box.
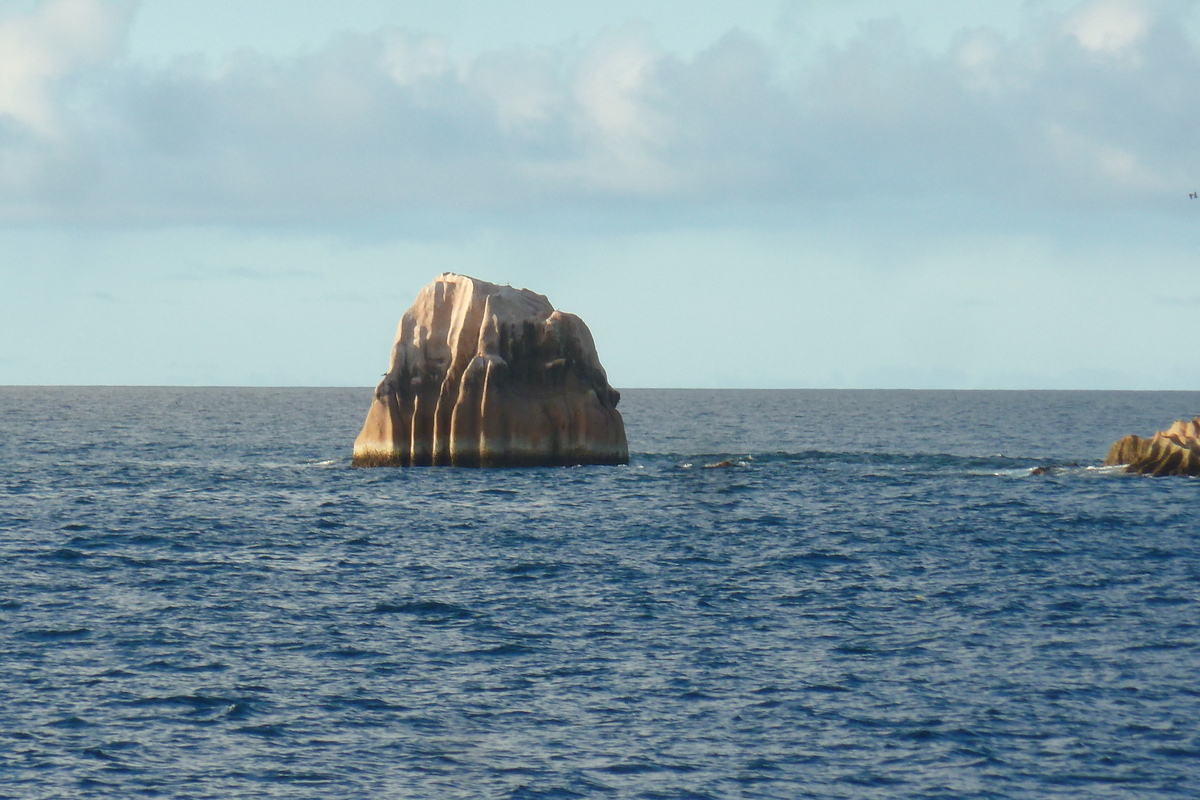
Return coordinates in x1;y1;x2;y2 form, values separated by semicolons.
1104;417;1200;476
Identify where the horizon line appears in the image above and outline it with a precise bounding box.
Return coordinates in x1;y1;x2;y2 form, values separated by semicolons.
2;385;1198;393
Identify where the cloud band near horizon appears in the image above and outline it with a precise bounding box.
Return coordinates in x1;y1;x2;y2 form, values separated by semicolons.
1;0;1197;226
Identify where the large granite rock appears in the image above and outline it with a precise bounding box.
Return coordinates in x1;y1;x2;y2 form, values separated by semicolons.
1104;417;1200;476
353;273;628;467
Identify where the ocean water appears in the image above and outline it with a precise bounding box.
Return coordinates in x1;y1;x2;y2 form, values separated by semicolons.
2;387;1199;799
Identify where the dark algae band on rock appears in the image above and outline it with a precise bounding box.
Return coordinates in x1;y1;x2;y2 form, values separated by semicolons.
1104;416;1200;476
353;273;628;467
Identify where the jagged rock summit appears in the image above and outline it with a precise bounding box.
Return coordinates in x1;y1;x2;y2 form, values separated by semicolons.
1104;417;1200;476
353;273;628;467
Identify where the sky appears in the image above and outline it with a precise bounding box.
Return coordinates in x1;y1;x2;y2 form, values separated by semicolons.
2;0;1199;389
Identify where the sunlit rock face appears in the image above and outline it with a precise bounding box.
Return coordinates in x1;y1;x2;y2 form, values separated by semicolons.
353;273;628;467
1104;417;1200;476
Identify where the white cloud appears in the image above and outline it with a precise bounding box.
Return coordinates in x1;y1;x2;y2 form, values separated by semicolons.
380;29;451;89
469;47;561;132
953;28;1007;93
0;0;132;135
1063;0;1153;56
573;28;665;147
563;26;677;192
1046;122;1168;192
0;0;1198;224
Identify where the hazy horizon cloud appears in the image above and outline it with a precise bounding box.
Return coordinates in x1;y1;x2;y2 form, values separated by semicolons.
0;0;1196;225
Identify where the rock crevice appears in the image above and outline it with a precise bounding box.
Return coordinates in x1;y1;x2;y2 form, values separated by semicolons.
353;273;627;467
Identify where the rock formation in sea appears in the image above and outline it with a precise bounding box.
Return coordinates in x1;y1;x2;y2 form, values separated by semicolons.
1104;417;1200;476
353;273;628;467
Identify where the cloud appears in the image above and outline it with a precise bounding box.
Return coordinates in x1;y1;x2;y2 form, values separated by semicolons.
0;0;133;135
568;26;676;192
1;0;1198;225
379;29;452;89
1063;0;1153;57
1046;121;1168;192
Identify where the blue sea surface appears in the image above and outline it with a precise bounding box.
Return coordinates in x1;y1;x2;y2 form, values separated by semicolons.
1;387;1198;798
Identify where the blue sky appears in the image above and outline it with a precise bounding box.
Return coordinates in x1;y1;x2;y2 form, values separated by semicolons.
2;0;1199;388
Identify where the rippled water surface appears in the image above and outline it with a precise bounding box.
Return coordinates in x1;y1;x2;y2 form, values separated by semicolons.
2;387;1199;798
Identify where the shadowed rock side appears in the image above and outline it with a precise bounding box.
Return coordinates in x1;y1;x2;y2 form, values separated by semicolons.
1104;417;1200;476
353;273;628;467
